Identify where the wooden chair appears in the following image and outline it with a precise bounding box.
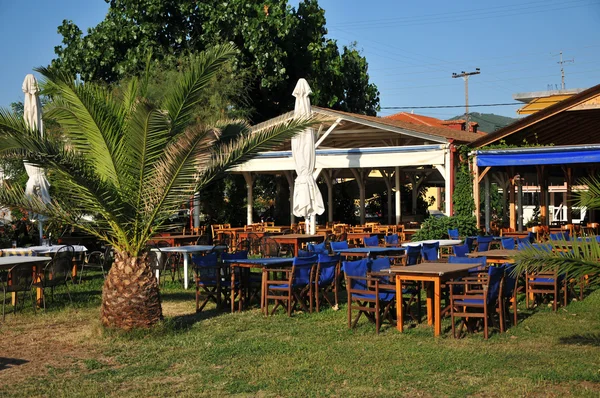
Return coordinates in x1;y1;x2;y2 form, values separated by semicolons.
264;255;317;316
313;254;340;312
526;268;568;311
345;258;395;334
448;265;504;339
260;236;281;258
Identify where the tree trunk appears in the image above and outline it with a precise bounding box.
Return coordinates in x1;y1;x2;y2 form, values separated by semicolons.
101;251;162;329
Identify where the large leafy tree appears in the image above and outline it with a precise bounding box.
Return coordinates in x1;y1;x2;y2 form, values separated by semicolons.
51;0;379;122
515;176;600;285
0;45;312;329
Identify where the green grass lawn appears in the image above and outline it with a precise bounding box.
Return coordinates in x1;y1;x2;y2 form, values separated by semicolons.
1;273;599;397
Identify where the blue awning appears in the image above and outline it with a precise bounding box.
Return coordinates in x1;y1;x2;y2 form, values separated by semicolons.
474;145;600;167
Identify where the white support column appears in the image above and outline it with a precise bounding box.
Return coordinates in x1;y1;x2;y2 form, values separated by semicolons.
322;170;334;223
444;147;452;216
395;167;401;224
517;176;523;232
351;168;367;225
283;170;295;224
379;169;393;225
193;192;200;228
242;172;254;226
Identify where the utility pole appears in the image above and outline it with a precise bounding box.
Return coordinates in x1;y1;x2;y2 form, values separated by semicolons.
452;69;480;132
556;51;574;90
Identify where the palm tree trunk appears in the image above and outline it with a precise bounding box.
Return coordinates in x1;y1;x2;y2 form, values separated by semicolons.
101;251;162;329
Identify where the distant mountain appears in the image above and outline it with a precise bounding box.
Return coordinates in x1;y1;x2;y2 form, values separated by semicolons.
448;112;518;133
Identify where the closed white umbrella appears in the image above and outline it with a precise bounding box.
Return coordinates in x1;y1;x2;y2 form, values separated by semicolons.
291;79;324;235
22;74;50;242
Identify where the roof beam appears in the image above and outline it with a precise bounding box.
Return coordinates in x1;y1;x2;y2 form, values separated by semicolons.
315;118;342;149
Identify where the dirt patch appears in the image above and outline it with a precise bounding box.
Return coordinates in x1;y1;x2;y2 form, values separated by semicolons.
0;309;106;385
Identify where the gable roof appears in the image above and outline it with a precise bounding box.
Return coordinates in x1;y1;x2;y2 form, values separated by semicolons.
471;83;600;147
311;107;484;144
385;112;479;131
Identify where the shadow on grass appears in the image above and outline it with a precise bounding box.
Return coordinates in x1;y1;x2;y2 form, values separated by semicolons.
559;333;600;346
0;357;28;371
167;307;223;330
160;292;195;302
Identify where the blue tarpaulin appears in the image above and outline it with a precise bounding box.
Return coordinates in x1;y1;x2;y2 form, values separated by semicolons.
475;145;600;167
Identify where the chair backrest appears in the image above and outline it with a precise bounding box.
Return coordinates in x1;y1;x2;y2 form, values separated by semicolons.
156;240;171;248
448;255;487;272
452;243;469;257
292;255;318;285
465;236;476;252
196;235;211;245
384;234;399;246
6;263;35;292
307;241;328;254
260;237;280;257
316;254;340;285
297;249;312;257
343;259;369;292
370;257;391;273
405;245;421;266
549;231;570;241
421;241;439;261
517;236;531;246
487;265;504;303
192;252;218;267
501;237;515;250
330;240;349;252
49;246;75;282
363;235;379;247
502;263;518;298
477;236;494;251
447;229;459;239
222;251;248;261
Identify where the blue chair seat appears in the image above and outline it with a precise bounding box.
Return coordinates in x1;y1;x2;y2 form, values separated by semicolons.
455;299;484;306
197;280;219;286
353;291;396;302
269;282;308;290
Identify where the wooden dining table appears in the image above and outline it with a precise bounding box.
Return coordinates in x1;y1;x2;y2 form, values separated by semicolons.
387;262;477;337
270;234;325;257
148;234;203;247
468;249;518;264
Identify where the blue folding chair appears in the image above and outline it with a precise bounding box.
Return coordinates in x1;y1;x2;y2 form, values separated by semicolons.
314;254;340;312
363;235;379;247
448;264;504;339
452;243;470;257
384;234;399;247
502;263;519;330
549;231;570;241
264;255;318;316
307;242;328;254
421;242;440;261
345;258;395;334
465;237;476;252
448;229;460;240
192;252;222;312
501;237;515;250
448;255;487;273
330;241;349;253
405;245;421;266
476;236;494;252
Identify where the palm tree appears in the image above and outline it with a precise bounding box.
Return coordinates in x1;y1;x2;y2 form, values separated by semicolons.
514;175;600;285
0;45;313;329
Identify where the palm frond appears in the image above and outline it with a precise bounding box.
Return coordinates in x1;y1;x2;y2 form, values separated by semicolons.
162;44;237;136
197;116;316;187
37;66;125;188
514;239;600;283
575;175;600;209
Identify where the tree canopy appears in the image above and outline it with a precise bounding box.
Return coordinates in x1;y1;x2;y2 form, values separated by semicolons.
52;0;380;122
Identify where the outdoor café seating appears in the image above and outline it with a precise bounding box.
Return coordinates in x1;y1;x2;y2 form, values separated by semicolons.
314;254;341;312
345;258;395;334
32;245;74;310
192;252;222;312
1;263;37;320
264;255;318;316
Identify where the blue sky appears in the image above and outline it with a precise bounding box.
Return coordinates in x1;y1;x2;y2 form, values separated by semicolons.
1;0;599;119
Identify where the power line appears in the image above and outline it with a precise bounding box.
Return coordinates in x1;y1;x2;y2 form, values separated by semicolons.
381;103;521;110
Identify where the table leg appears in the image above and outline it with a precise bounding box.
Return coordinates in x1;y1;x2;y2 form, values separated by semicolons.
294;241;299;257
231;265;236;313
183;254;189;289
434;277;441;337
261;267;266;315
427;282;433;325
396;275;404;332
155;252;162;283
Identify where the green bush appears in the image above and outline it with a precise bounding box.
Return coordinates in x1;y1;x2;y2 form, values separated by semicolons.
412;215;477;241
